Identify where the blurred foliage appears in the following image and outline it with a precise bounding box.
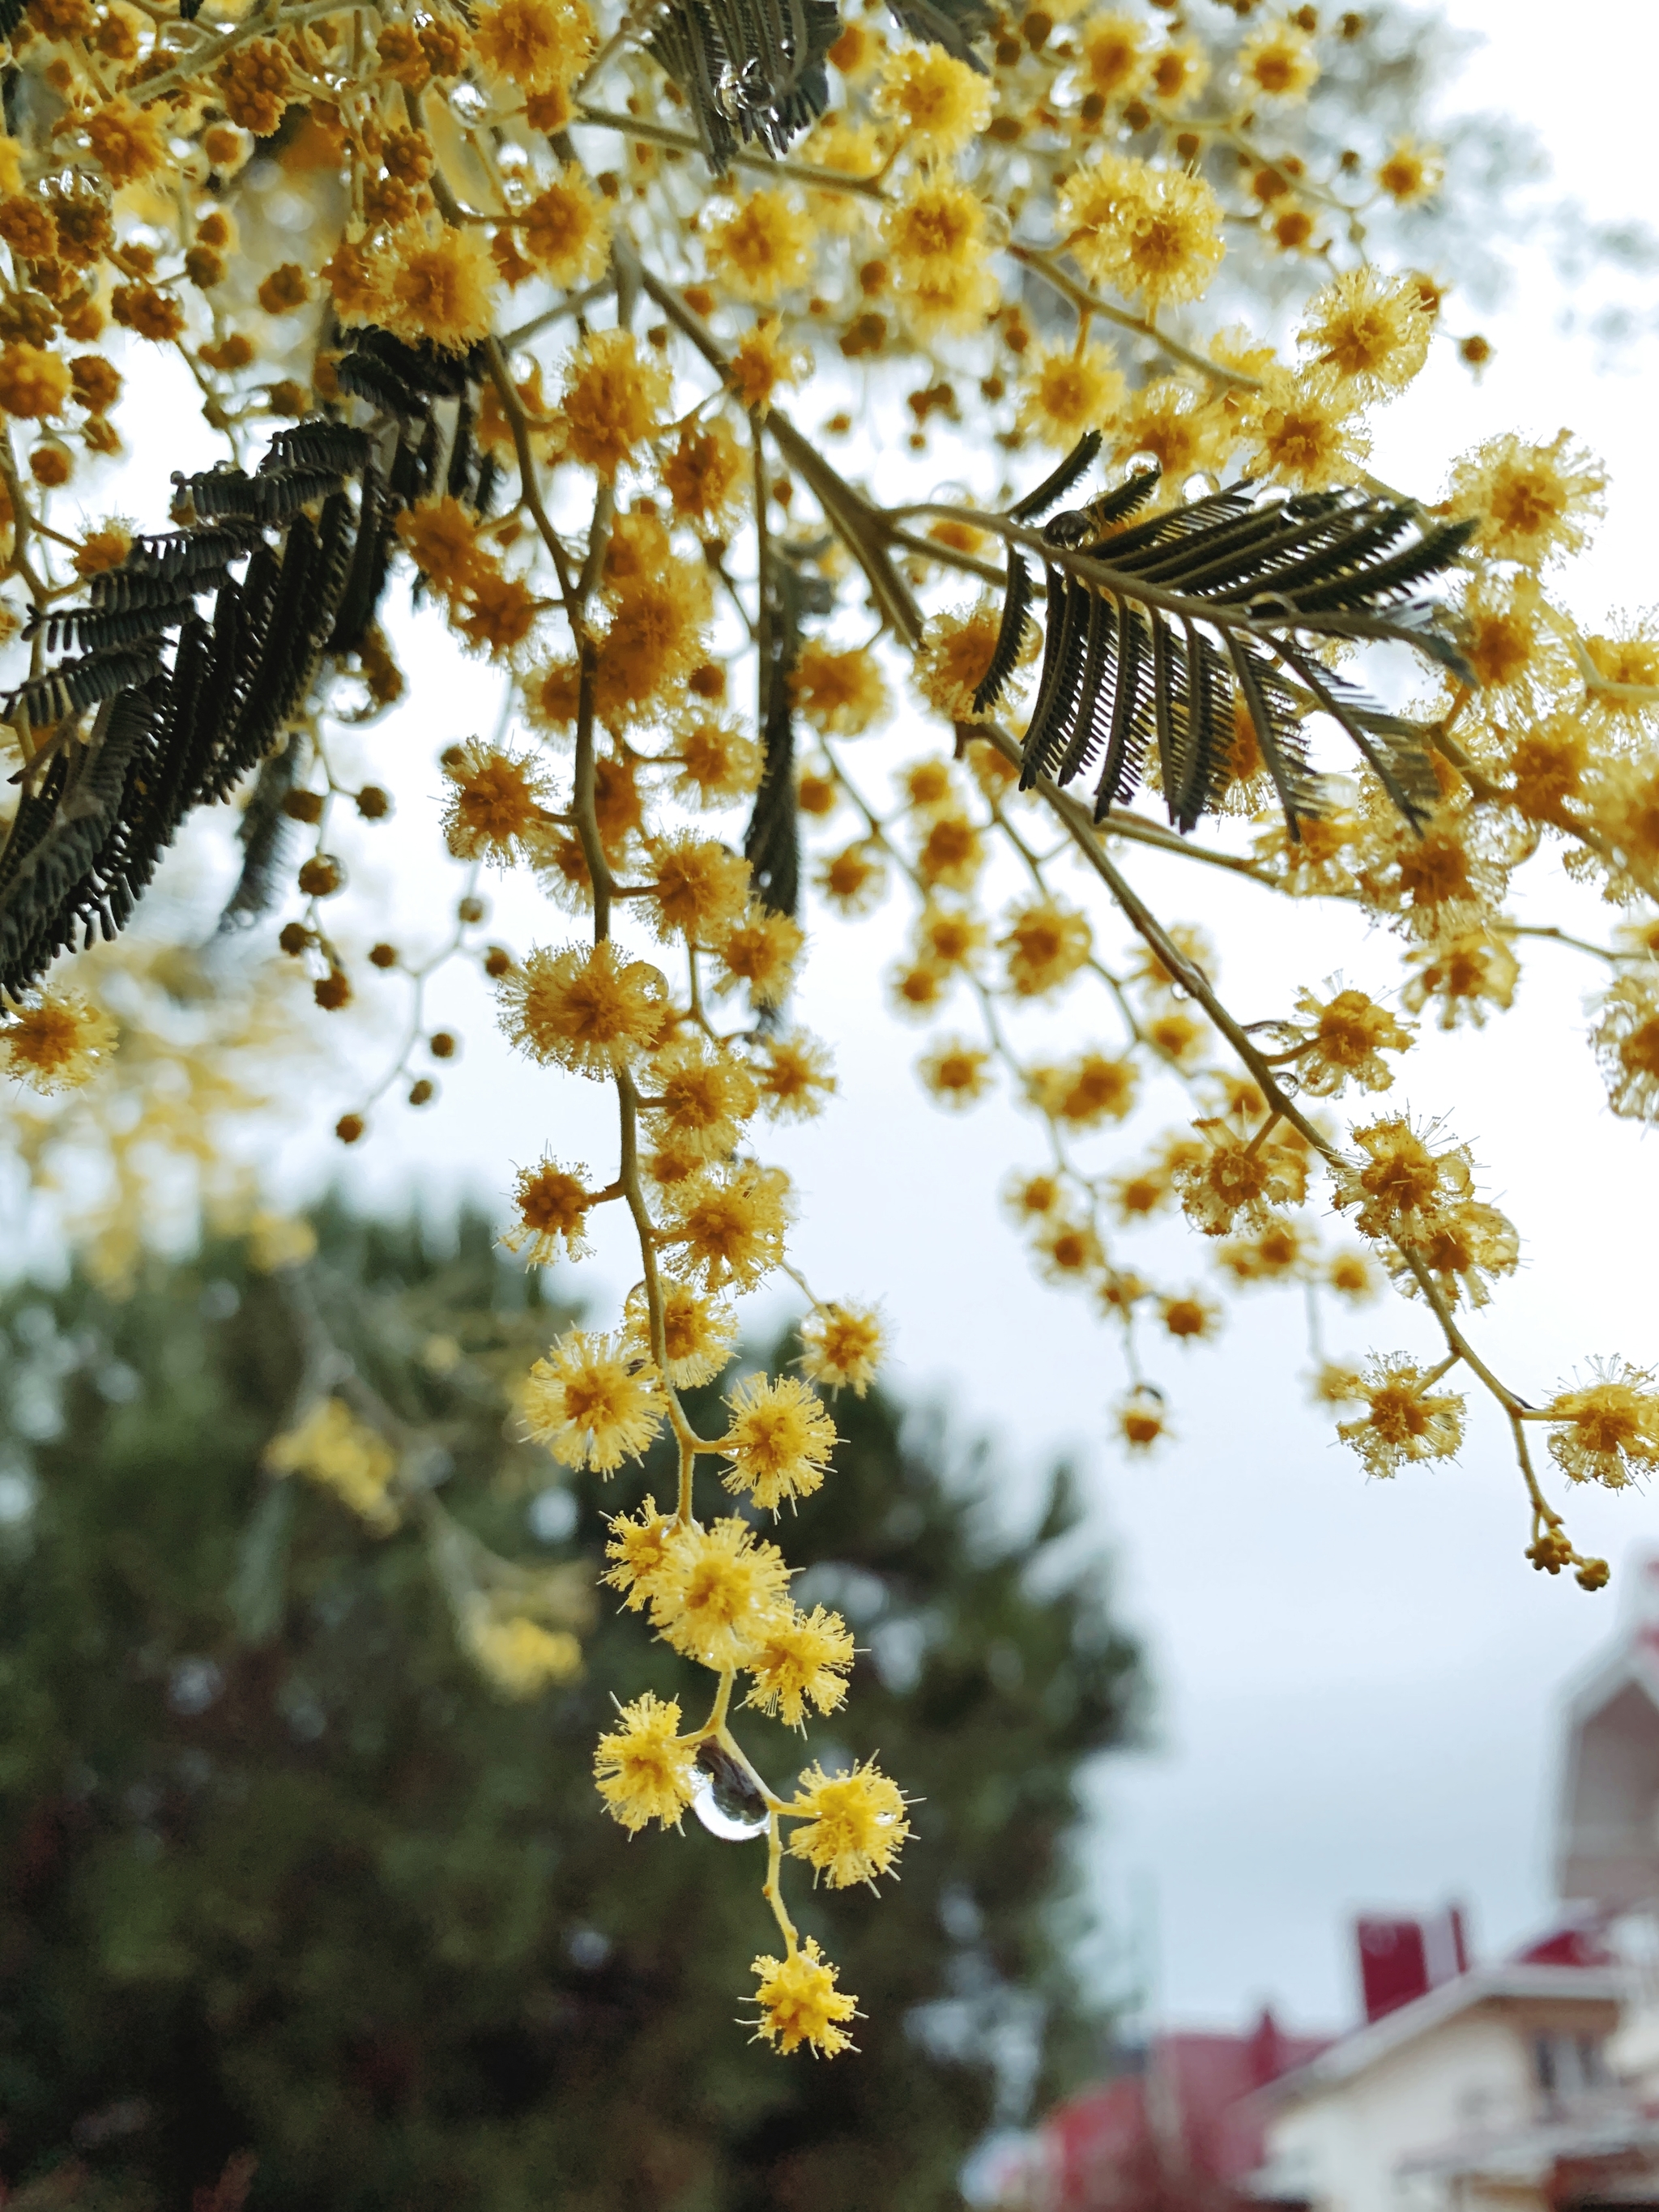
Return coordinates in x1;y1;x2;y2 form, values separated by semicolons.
0;1207;1142;2210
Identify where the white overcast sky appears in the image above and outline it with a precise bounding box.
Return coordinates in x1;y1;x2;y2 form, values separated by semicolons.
20;0;1659;2039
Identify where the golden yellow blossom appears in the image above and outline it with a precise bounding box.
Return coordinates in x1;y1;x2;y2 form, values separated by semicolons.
791;642;889;735
1447;429;1606;567
876;45;992;156
719;1372;838;1511
593;1692;697;1832
799;1304;885;1396
1018;341;1126;448
748;1938;858;2056
501;1156;594;1265
497;941;669;1077
0;990;117;1091
1337;1356;1466;1477
1289;985;1415;1096
1239;18;1319;100
706;191;815;305
603;1494;675;1610
1545;1360;1659;1489
663;1159;793;1291
559;327;671;481
1299;269;1431;395
744;1605;855;1726
520;164;611;286
265;1396;399;1531
522;1328;663;1473
650;1516;792;1669
919;1036;993;1109
787;1759;911;1887
1001;899;1093;997
464;1605;582;1695
1059;154;1225;307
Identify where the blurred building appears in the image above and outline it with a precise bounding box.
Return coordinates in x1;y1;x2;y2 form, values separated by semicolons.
997;1560;1659;2212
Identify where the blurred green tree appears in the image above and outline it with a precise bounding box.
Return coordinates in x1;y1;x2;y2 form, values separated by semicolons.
0;1209;1143;2211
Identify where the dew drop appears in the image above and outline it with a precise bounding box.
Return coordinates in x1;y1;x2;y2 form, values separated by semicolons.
691;1741;769;1840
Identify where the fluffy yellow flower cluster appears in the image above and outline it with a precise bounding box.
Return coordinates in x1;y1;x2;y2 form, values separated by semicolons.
1;0;1652;2052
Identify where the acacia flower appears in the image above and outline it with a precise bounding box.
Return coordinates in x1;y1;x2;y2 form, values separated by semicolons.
265;1397;399;1531
646;1035;761;1161
593;1691;697;1832
1175;1118;1303;1237
1059;154;1225;307
1249;367;1369;487
791;643;889;735
1333;1116;1474;1242
663;418;746;531
464;1605;582;1695
1116;1387;1172;1451
726;318;806;411
1239;18;1319;100
1079;13;1148;101
1034;1213;1104;1287
603;1494;676;1609
1160;1293;1222;1345
662;1160;792;1291
744;1604;855;1727
398;497;487;596
559;327;671;481
1337;1356;1466;1477
1446;430;1606;567
719;1372;838;1511
915;904;985;973
751;1030;838;1121
919;1038;993;1110
384;224;497;349
647;835;752;947
650;1517;793;1670
883;177;987;272
1215;1215;1316;1285
1290;985;1415;1096
714;904;804;1008
817;842;889;915
441;739;552;863
1018;340;1126;448
1387;1198;1519;1311
1028;1051;1139;1127
675;716;764;808
497;940;669;1077
787;1759;911;1888
0;990;117;1091
875;44;992;153
799;1304;885;1396
1376;138;1444;205
914;601;1003;722
1001;900;1094;997
1327;1249;1384;1302
1592;973;1659;1121
472;0;594;89
1401;931;1520;1030
1546;1360;1659;1488
519;163;610;285
706;190;814;304
749;1938;859;2056
522;1329;663;1473
501;1155;594;1264
1299;269;1431;395
622;1282;740;1387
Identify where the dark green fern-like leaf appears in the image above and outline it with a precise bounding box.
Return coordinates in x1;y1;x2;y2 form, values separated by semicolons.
1004;470;1472;837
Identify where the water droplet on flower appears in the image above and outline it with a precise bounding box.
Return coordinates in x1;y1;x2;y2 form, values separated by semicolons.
691;1741;769;1840
449;82;488;125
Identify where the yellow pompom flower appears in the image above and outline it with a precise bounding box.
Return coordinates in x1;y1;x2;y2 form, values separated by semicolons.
1333;1116;1474;1242
472;0;594;90
501;1155;593;1265
1079;12;1148;101
919;1038;993;1110
875;45;993;156
441;739;553;864
383;224;498;350
744;1604;855;1727
497;940;670;1077
1375;137;1443;205
593;1691;698;1831
0;990;117;1091
706;190;815;305
558;327;672;481
714;903;804;1008
649;1517;793;1670
1174;1119;1303;1238
463;1604;582;1695
622;1282;740;1387
1017;341;1126;448
1445;429;1606;568
1337;1357;1466;1478
786;1759;911;1888
791;642;889;735
719;1372;838;1511
1299;269;1432;396
662;417;747;530
520;163;612;286
662;1159;793;1291
646;1034;761;1161
647;834;753;945
603;1493;676;1610
264;1397;399;1531
521;1328;663;1473
1000;899;1093;997
749;1938;859;2056
1592;972;1659;1121
1249;367;1370;487
882;177;987;273
1545;1360;1659;1488
1289;986;1415;1096
1239;18;1320;100
1059;154;1225;307
751;1030;838;1122
914;601;1003;720
799;1305;885;1396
